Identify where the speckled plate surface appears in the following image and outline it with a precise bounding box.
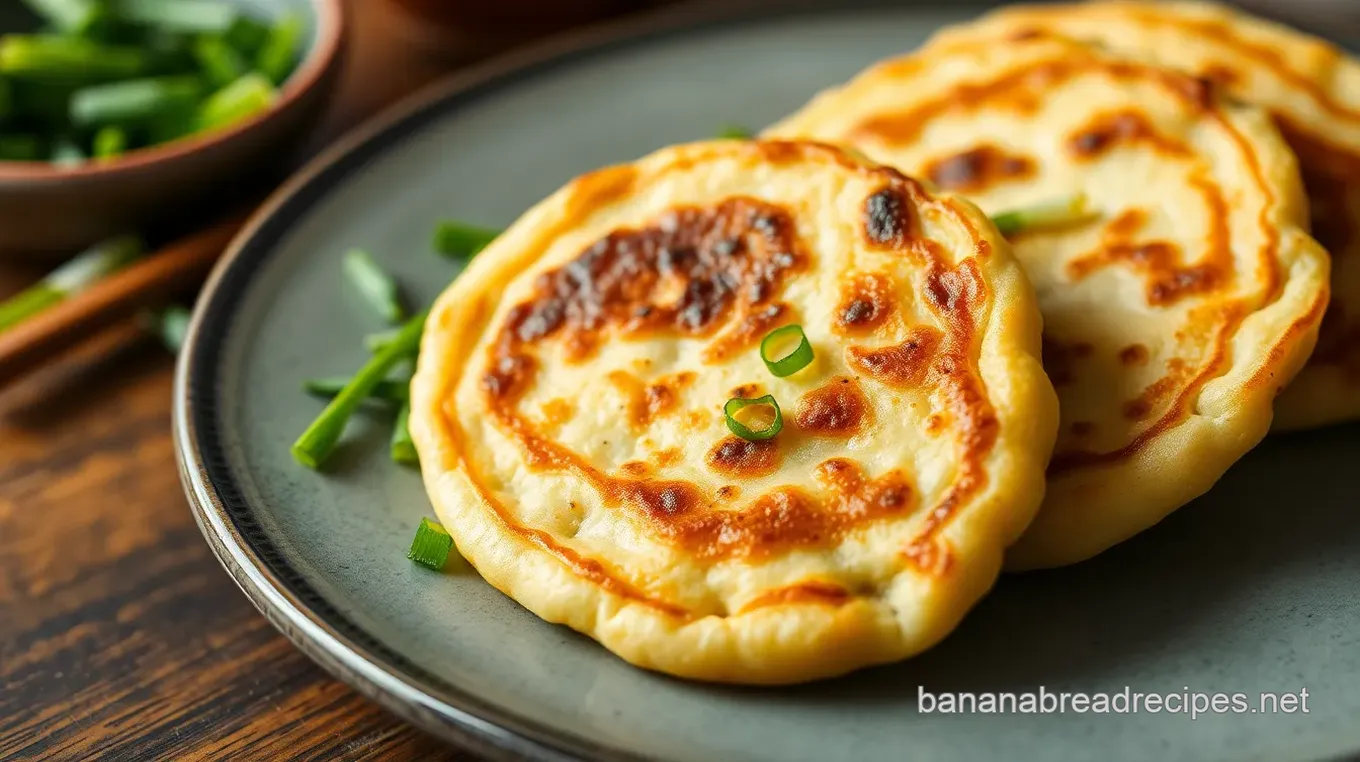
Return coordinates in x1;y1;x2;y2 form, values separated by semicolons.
174;3;1360;760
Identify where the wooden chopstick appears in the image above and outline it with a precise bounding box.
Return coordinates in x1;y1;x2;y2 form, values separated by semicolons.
0;217;245;389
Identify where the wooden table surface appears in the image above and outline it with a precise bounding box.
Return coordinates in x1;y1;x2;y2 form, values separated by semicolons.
0;2;653;758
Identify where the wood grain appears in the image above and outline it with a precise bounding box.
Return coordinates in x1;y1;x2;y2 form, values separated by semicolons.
0;325;459;760
0;0;668;758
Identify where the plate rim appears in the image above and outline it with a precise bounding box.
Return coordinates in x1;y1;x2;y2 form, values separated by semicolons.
172;1;964;759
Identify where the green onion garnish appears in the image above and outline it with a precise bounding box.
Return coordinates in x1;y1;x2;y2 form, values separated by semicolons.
0;36;149;83
407;517;453;570
364;329;399;353
391;402;418;466
432;221;500;259
759;324;814;377
151;304;192;353
303;376;409;403
723;394;783;441
224;16;271;57
21;0;108;36
91;125;126;159
195;71;275;132
343;248;406;324
49;136;86;165
990;193;1096;237
70;75;204;128
255;12;302;84
112;0;241;33
192;35;247;88
291;310;427;469
715;123;753;139
0;235;142;333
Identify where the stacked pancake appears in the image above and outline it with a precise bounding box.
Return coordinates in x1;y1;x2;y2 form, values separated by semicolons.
411;1;1348;683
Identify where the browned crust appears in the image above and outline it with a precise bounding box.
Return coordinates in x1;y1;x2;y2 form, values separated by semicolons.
433;142;1006;617
853;40;1286;475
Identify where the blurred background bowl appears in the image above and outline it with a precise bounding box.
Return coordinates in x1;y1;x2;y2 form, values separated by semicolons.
0;0;345;260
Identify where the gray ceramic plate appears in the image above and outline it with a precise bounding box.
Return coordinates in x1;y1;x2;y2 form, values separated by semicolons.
174;3;1360;760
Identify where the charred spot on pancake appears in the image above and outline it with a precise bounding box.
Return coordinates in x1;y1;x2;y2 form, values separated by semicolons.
653;464;914;561
730;383;764;399
835;272;895;334
1067;110;1191;160
706;436;781;477
925;261;986;316
619;480;704;518
924;145;1036;193
716;485;741;501
1119;343;1150;366
1007;27;1046;42
863;185;914;248
795;377;870;436
608;370;693;431
1068;210;1227;306
903;537;953;575
620;461;651;477
1199;63;1240;88
704;302;793;363
847;325;943;387
924;413;947;435
496;196;805;366
482;353;536;401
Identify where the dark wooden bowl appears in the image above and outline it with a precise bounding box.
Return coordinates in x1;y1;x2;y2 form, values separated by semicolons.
0;0;346;260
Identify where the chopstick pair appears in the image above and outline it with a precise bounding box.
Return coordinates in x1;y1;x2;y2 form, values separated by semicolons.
0;216;244;389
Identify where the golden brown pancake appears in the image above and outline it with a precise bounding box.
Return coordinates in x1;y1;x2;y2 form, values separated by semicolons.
768;33;1330;569
409;140;1057;682
953;0;1358;430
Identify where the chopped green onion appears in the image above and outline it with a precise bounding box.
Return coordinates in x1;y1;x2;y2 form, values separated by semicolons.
364;328;399;353
191;34;246;88
343;248;406;324
70;75;203;127
0;234;142;332
990;193;1096;237
20;0;108;36
433;221;500;259
291;310;427;469
302;376;409;403
49;136;86;165
723;394;783;442
195;71;274;131
715;123;753;139
407;517;453;570
0;286;62;332
112;0;240;33
151;304;191;352
0;36;149;82
223;16;269;57
0;133;42;161
91;124;125;158
391;402;418;466
255;12;301;84
759;324;814;377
